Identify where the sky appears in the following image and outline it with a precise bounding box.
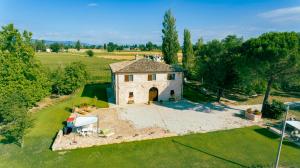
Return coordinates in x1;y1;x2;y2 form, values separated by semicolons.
1;0;300;44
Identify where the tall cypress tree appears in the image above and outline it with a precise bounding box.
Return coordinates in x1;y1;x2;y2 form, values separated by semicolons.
162;10;180;64
75;40;81;51
182;29;194;72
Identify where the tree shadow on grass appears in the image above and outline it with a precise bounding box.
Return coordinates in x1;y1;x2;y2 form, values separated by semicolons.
81;83;110;102
254;128;280;139
172;139;248;168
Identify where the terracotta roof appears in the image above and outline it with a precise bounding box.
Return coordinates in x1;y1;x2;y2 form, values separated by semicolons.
109;59;182;73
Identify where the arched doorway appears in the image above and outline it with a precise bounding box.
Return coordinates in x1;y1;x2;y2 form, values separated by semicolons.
149;87;158;101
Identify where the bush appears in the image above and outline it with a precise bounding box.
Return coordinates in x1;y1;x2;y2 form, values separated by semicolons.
246;108;252;114
50;62;88;95
253;109;261;115
86;50;94;57
262;100;287;119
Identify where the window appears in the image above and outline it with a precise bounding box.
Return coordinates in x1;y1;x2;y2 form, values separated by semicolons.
125;74;133;82
170;90;175;96
129;92;134;98
148;74;156;81
167;73;175;80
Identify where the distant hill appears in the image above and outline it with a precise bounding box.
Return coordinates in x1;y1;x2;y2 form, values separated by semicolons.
32;39;94;46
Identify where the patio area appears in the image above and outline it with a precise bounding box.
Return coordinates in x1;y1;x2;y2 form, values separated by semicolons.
52;100;260;150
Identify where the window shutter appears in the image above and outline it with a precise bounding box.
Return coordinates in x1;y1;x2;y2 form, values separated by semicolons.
125;75;129;82
148;74;152;81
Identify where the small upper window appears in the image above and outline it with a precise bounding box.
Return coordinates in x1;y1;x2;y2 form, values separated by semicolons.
167;74;175;80
148;74;156;81
129;92;134;98
125;75;133;82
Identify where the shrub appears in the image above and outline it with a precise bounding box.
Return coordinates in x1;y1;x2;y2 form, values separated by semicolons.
246;108;252;114
262;100;287;119
50;62;88;95
253;109;261;115
86;49;94;57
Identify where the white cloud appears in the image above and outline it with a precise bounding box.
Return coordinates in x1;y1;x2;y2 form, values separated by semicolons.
87;3;98;7
259;6;300;23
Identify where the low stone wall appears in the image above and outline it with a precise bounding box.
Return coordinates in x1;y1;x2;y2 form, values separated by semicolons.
52;130;63;151
51;131;176;151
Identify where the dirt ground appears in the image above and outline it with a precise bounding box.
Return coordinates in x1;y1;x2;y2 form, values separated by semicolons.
52;108;175;151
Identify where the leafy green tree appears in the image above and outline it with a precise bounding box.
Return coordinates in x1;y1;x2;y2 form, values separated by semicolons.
50;42;60;53
241;32;300;112
146;41;154;51
0;24;50;145
33;40;46;52
0;93;33;147
75;40;81;51
50;62;88;95
182;29;194;76
194;38;204;55
86;49;94;57
196;35;243;102
107;42;116;52
162;9;180;64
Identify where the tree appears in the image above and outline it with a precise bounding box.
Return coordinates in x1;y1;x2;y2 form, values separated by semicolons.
0;93;33;147
107;42;115;52
33;40;46;52
50;43;60;53
0;24;50;145
86;49;94;57
182;29;194;76
146;41;154;51
50;62;88;95
162;9;180;64
241;32;300;112
75;40;81;51
196;35;243;102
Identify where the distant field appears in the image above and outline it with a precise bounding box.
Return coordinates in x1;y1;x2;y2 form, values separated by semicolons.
36;52;118;82
66;49;183;62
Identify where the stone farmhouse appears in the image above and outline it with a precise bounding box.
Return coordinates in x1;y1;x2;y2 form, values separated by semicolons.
109;58;183;105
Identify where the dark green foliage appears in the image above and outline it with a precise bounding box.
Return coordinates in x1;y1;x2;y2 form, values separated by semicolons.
75;40;81;51
85;49;94;57
50;42;60;53
33;40;46;52
50;62;88;95
182;29;194;77
0;93;33;147
107;42;116;52
162;9;180;64
196;35;243;101
0;24;49;146
242;32;300;111
145;41;154;51
263;100;287;119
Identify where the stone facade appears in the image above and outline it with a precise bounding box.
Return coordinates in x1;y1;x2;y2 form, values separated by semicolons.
112;72;183;105
109;59;183;105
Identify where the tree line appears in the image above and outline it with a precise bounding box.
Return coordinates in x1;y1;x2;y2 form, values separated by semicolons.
161;10;300;114
32;40;162;53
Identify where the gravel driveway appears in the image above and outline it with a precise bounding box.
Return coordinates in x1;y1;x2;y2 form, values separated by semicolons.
118;100;256;135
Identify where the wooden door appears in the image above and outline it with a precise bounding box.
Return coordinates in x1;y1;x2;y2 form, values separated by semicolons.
149;87;158;101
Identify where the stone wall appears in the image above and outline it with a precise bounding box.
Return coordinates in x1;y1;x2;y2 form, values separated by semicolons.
114;72;183;105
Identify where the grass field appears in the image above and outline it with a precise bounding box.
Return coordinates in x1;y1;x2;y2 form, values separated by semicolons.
36;52;119;82
1;52;299;167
